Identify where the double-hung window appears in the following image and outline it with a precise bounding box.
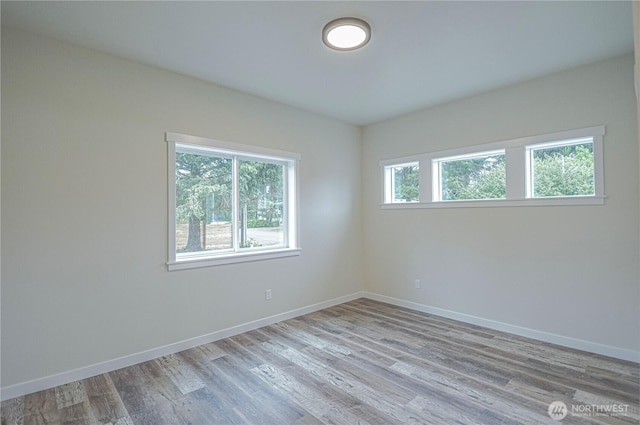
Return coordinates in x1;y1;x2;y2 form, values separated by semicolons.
381;126;605;208
167;132;300;270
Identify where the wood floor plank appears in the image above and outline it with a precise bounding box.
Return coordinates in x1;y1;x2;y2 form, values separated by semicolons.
54;381;88;410
302;310;556;423
250;363;374;425
109;363;183;417
290;413;325;425
206;355;307;424
155;354;206;395
180;386;248;425
56;399;99;425
363;300;638;379
22;389;60;425
272;322;353;357
211;328;375;424
264;340;418;422
83;374;130;424
4;299;639;425
192;357;280;425
1;397;24;425
110;417;135;425
391;361;557;424
335;303;639;405
240;330;384;423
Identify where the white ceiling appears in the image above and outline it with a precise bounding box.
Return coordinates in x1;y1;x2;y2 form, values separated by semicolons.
2;1;634;126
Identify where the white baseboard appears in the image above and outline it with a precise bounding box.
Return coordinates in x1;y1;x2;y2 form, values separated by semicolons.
0;291;365;401
3;290;637;401
363;292;640;363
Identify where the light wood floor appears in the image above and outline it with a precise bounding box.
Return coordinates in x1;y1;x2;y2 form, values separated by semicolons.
2;299;639;425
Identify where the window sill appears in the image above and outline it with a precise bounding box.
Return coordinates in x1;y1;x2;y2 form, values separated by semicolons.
381;196;605;209
167;248;301;271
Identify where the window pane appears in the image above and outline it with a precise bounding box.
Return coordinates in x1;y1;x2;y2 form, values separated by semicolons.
385;163;419;203
239;160;285;248
440;152;506;200
531;141;594;197
175;152;232;256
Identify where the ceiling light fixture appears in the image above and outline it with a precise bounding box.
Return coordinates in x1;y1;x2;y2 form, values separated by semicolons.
322;17;371;51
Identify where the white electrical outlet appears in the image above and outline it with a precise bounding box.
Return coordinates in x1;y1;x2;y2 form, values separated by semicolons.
414;279;421;289
265;289;272;300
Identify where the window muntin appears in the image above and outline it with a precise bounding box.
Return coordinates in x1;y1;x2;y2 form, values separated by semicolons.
434;150;506;201
526;138;594;198
383;162;419;204
167;133;299;269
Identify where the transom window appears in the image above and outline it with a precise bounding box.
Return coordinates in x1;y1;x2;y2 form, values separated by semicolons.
167;133;300;270
526;138;595;198
381;126;605;208
383;162;419;204
433;150;506;202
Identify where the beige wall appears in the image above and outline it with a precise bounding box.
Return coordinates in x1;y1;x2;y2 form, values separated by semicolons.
1;28;363;388
2;25;639;392
362;54;639;355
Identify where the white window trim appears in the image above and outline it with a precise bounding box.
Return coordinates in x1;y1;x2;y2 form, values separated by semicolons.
166;132;301;270
525;136;599;199
380;126;605;209
383;161;420;204
432;149;506;203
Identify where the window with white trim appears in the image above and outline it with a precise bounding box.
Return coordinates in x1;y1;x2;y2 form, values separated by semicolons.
166;133;300;270
433;150;506;201
381;126;605;208
526;138;595;198
383;162;419;204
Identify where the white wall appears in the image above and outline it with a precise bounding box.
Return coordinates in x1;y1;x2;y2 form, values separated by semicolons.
1;28;363;388
2;25;638;394
362;54;639;356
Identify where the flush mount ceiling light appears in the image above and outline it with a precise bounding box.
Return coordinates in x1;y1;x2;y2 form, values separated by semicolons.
322;17;371;51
